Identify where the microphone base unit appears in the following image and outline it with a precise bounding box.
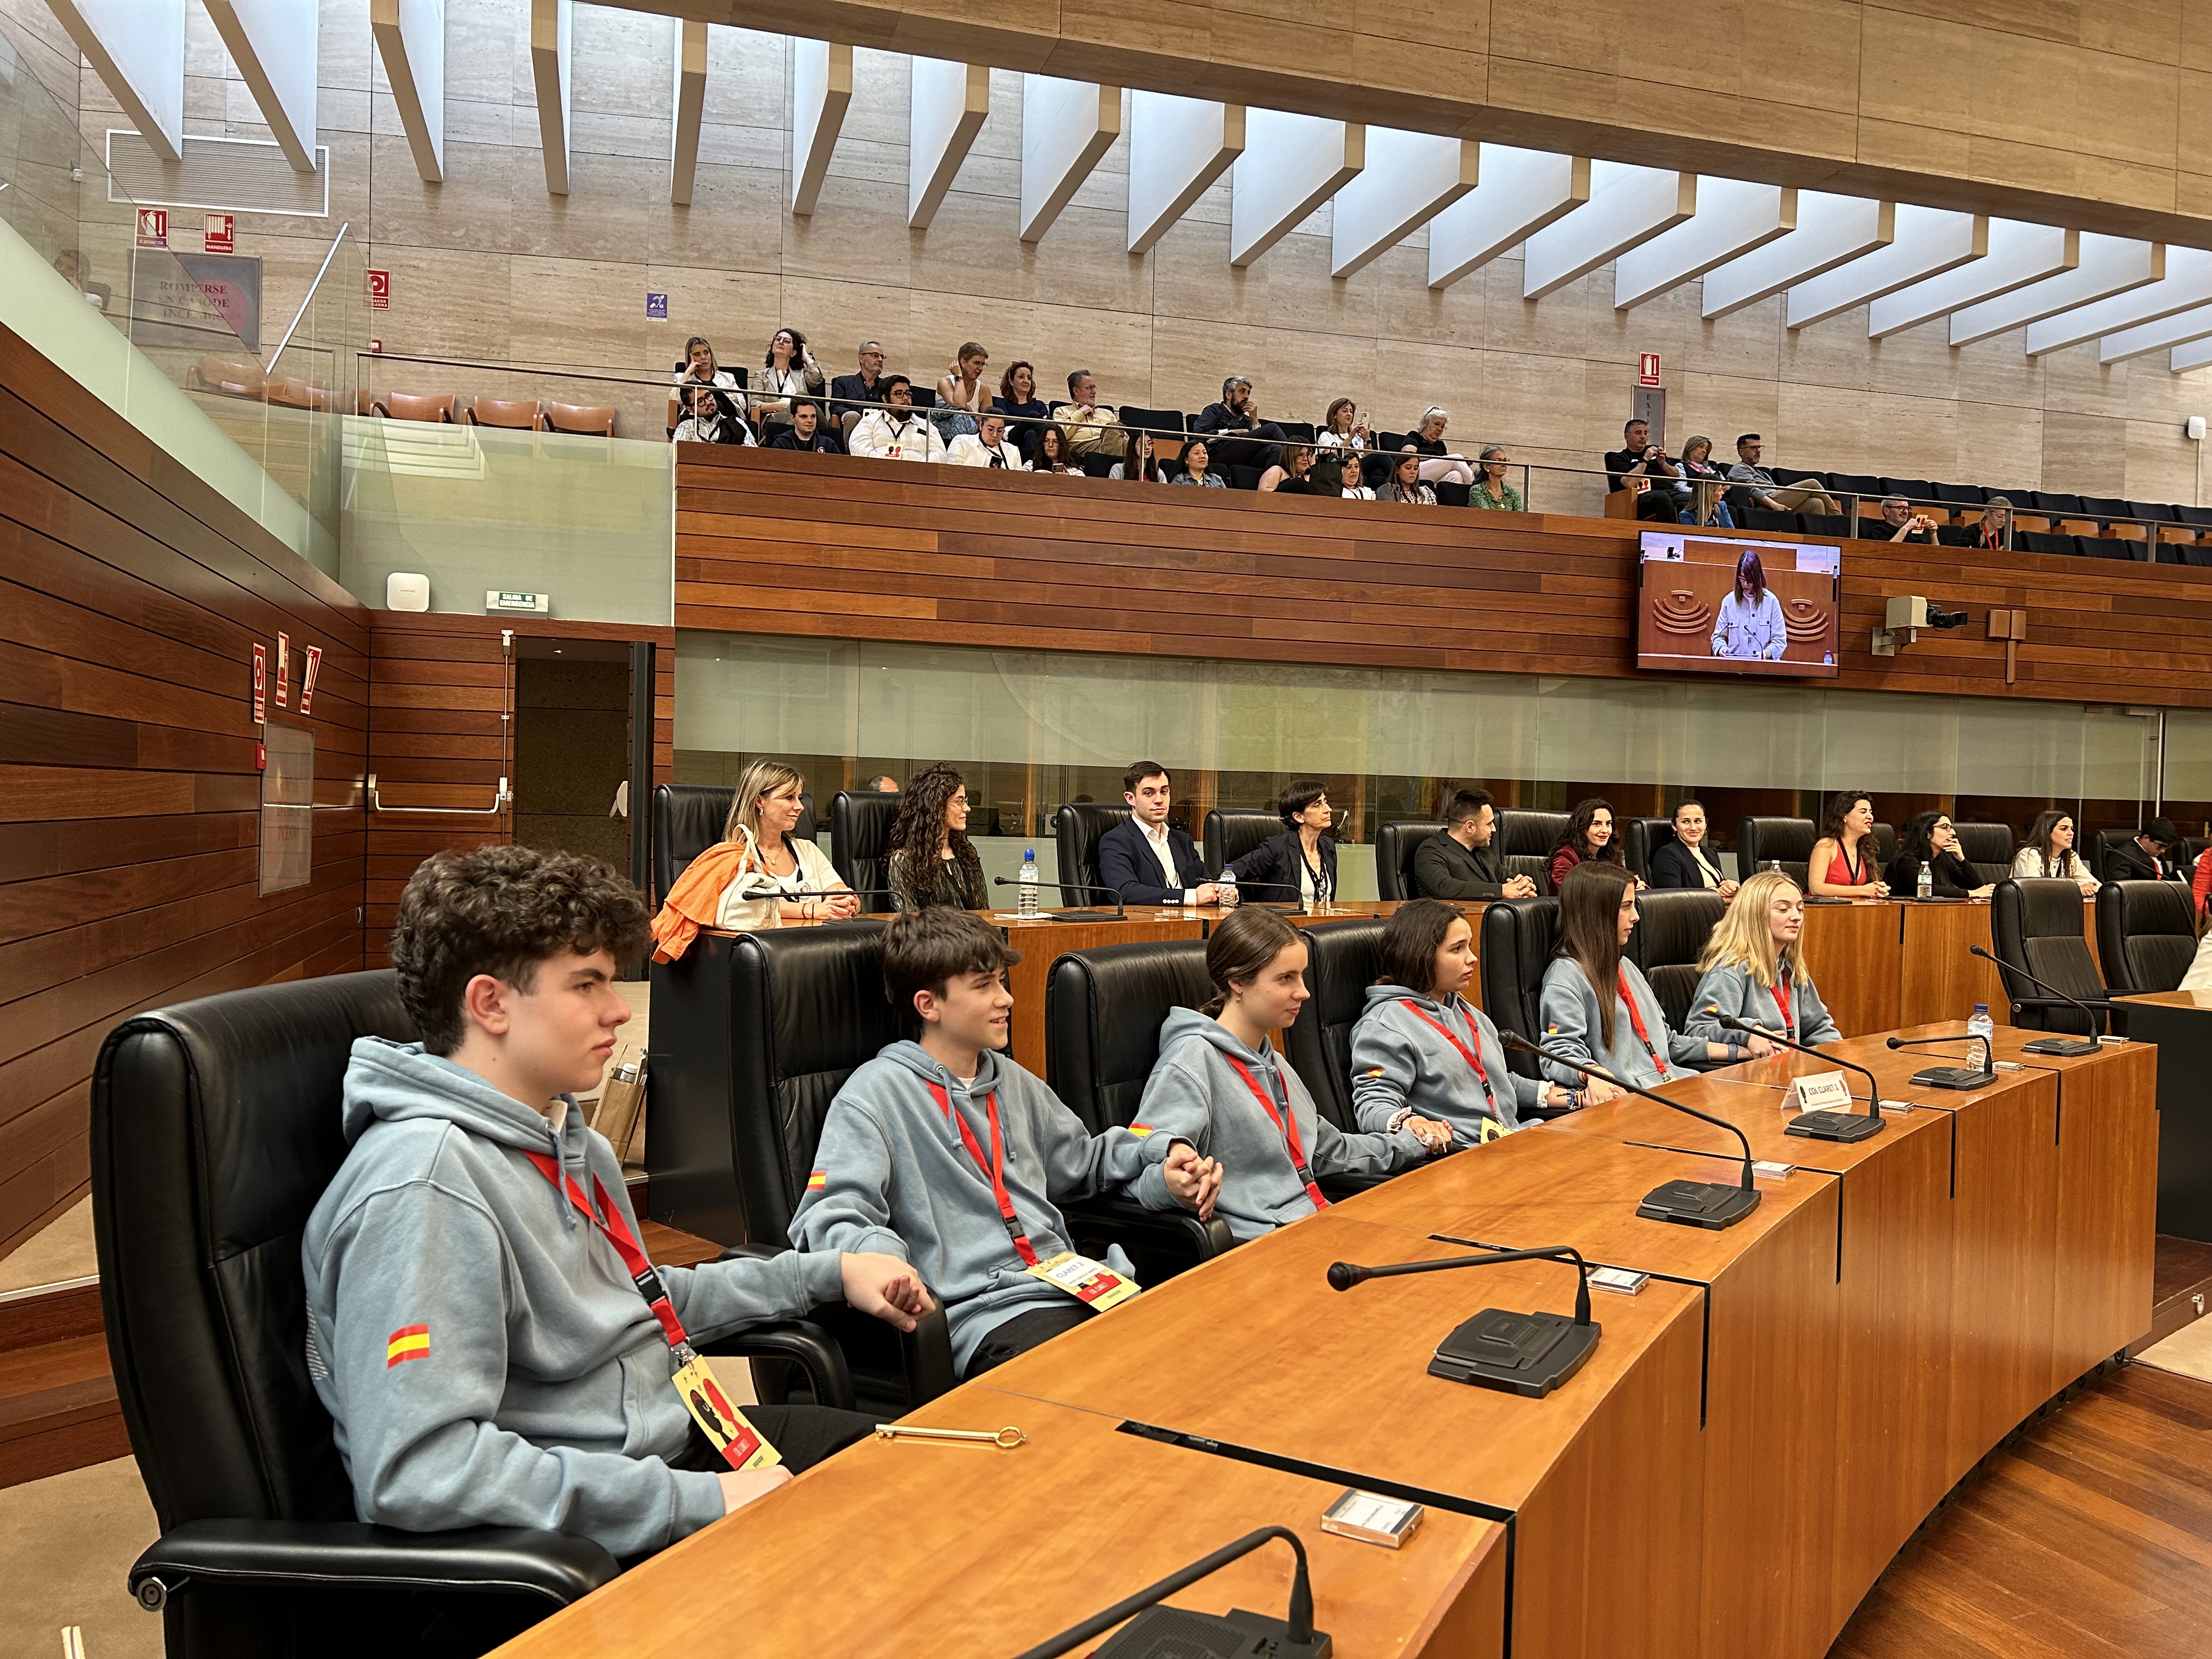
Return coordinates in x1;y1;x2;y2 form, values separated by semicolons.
1043;909;1122;924
1092;1606;1332;1658
1785;1109;1885;1143
1428;1308;1600;1398
1638;1177;1762;1229
2019;1036;2101;1057
1908;1065;1997;1090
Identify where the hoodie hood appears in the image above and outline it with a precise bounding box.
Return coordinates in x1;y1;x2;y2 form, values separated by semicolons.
1361;984;1458;1015
876;1037;1008;1093
1158;1005;1278;1069
341;1036;573;1157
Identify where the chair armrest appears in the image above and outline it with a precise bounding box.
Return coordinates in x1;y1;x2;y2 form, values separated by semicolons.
900;1301;957;1405
1060;1193;1234;1261
128;1518;618;1612
699;1318;855;1410
1317;1170;1392;1200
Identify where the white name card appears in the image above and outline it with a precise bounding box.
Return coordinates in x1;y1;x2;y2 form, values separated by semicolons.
1790;1072;1854;1114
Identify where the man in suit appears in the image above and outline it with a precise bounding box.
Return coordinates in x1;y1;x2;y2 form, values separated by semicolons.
828;340;887;442
2104;816;2187;882
1414;788;1539;901
1097;761;1227;907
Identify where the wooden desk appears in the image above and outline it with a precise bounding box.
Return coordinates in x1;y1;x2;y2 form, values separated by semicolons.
1894;896;2100;1029
1797;900;1903;1036
991;909;1206;1073
493;1387;1508;1658
2114;991;2212;1242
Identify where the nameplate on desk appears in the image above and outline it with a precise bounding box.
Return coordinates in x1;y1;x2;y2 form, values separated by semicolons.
1789;1073;1854;1115
1752;1160;1796;1180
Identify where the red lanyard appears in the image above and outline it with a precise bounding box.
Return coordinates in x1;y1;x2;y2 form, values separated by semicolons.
1617;968;1662;1064
526;1151;693;1358
1400;1001;1496;1110
930;1084;1041;1267
1226;1055;1330;1212
1772;972;1794;1037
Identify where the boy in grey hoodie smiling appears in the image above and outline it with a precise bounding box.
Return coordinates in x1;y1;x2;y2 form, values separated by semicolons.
303;847;930;1561
792;909;1222;1379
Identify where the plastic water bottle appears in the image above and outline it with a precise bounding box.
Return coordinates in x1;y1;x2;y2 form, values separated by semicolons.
1018;848;1040;917
1917;860;1933;899
1218;866;1238;909
1967;1003;1994;1043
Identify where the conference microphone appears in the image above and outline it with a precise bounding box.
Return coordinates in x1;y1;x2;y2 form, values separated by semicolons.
1498;1032;1760;1229
1008;1526;1328;1659
1965;944;2117;1055
1326;1244;1597;1397
1884;1033;1995;1090
1707;1010;1886;1142
730;885;896;919
990;876;1125;923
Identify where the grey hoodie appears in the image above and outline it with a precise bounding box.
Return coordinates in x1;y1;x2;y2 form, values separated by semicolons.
302;1039;844;1559
789;1041;1150;1375
1130;1007;1427;1243
1537;957;1700;1089
1348;985;1544;1140
1685;960;1841;1048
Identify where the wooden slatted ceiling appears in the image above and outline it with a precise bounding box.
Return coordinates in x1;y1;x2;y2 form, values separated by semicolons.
0;324;370;1259
676;446;2212;706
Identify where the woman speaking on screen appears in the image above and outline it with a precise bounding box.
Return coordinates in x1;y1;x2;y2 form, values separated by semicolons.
1709;549;1786;662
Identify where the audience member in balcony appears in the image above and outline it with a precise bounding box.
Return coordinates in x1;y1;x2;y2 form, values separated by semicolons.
1647;799;1736;897
1415;788;1539;901
828;340;888;440
672;383;756;446
1469;447;1525;512
1970;496;2012;550
944;411;1029;469
2011;810;2097;894
885;761;987;912
933;342;990;443
1807;791;1891;897
1407;409;1475;490
1035;425;1085;476
991;360;1048;462
52;247;110;309
1340;470;1377;501
1606;419;1687;522
752;328;825;444
1548;798;1629;894
768;398;844;455
847;376;945;462
1377;449;1436;505
1881;495;1939;544
1191;376;1288;477
1312;398;1370;494
1109;430;1166;482
1171;438;1226;488
1726;434;1839;517
1677;436;1735;528
1709;548;1787;662
670;335;740;433
1052;370;1126;459
1258;445;1330;494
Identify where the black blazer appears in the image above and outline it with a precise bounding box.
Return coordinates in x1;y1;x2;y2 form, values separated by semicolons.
1412;833;1510;900
1097;817;1207;905
2103;839;2182;883
1884;849;1977;896
1648;839;1728;890
1231;832;1337;902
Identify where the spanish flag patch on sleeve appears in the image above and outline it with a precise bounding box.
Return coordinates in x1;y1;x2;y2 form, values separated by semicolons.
1127;1124;1156;1138
386;1324;430;1368
806;1169;827;1191
1363;1067;1385;1080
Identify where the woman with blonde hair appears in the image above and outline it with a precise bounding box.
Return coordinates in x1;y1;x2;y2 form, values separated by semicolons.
713;759;857;928
1685;870;1841;1049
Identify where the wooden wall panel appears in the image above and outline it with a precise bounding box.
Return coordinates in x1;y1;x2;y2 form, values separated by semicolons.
675;448;2212;709
0;324;371;1261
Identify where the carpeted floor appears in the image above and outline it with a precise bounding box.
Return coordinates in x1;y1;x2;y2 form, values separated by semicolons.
2134;1312;2212;1384
0;1198;97;1295
0;1457;162;1658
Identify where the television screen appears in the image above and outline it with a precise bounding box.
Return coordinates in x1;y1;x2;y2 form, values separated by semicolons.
1635;531;1841;678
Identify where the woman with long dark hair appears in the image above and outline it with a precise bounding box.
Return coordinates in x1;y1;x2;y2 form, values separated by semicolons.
1130;907;1444;1241
752;326;823;443
1035;424;1084;476
1883;811;1984;898
1547;797;1628;894
885;761;986;912
1377;449;1436;505
1710;548;1786;661
1350;899;1577;1139
1807;789;1889;897
1539;865;1740;1091
2011;809;2097;895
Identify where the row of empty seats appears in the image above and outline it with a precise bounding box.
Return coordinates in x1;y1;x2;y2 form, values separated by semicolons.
186;359;619;435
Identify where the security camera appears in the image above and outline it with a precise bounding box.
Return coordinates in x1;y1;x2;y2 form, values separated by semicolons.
1872;595;1968;656
1923;602;1970;630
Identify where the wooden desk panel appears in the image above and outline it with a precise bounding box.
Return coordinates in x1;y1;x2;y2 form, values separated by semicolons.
490;1389;1507;1658
1894;898;2099;1030
1798;901;1903;1037
2046;1041;2159;1382
994;909;1206;1073
979;1207;1707;1659
2113;994;2212;1242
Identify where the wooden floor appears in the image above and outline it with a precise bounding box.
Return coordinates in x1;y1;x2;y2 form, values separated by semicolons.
1831;1364;2212;1655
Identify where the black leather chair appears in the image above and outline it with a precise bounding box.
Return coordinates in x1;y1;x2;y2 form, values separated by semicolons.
1204;808;1283;878
1621;816;1674;879
1871;821;1898;865
92;972;830;1656
1496;809;1567;893
1054;802;1132;905
1479;898;1558;1080
1737;815;1815;889
1280;918;1388;1131
1627;889;1725;1037
653;783;817;904
1952;821;2015;886
1376;820;1446;900
2092;828;2134;881
830;789;901;912
1990;878;2112;1036
2097;880;2199;995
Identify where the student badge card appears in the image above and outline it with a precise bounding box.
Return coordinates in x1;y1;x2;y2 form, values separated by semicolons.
1025;1250;1142;1312
670;1354;781;1472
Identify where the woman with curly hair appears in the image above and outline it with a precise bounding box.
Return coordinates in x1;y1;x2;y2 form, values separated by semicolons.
1547;797;1628;895
886;761;987;913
